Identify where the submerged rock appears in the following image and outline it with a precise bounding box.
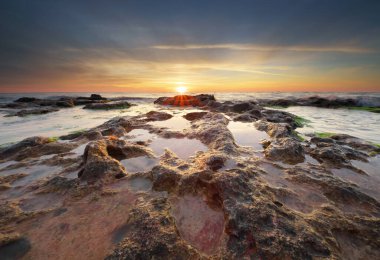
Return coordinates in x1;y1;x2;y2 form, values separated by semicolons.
183;111;207;121
5;108;59;117
0;136;52;160
2;94;118;117
15;97;37;103
145;111;173;121
259;95;358;108
83;101;132;110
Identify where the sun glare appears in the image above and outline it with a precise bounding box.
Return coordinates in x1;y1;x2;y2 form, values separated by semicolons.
176;86;187;94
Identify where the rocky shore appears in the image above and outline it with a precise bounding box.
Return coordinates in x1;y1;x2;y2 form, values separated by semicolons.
0;94;379;259
257;95;380;113
0;94;133;117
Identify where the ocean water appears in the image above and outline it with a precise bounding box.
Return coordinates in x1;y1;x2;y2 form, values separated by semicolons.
0;92;379;146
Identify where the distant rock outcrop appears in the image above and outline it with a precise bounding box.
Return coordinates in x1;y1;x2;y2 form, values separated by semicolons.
154;94;215;106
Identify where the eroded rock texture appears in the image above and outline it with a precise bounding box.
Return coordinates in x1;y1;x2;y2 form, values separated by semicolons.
0;94;379;259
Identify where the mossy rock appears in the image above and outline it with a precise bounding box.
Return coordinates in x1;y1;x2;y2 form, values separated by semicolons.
347;106;380;113
47;137;59;143
315;132;336;138
294;116;311;127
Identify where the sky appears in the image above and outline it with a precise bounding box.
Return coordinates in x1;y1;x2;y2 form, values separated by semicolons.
0;0;379;93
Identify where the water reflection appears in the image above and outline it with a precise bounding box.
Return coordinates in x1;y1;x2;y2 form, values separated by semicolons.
149;116;191;131
122;129;155;142
120;156;158;173
149;137;207;159
228;121;269;150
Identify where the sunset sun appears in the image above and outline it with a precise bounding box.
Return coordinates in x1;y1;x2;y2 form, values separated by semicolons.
176;86;187;94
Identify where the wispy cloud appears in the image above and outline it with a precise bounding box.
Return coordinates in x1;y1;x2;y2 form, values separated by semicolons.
152;43;374;53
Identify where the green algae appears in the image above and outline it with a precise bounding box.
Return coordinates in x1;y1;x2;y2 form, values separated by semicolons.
47;137;59;143
315;132;336;138
265;105;289;109
68;129;87;135
347;107;380;113
294;116;311;128
292;131;305;142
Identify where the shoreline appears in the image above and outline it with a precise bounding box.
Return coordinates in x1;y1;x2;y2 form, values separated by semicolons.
0;94;380;259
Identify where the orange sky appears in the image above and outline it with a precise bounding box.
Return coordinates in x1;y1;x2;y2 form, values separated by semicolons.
1;1;379;93
1;48;379;93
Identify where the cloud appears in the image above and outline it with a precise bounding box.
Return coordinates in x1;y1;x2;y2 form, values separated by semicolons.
152;43;374;53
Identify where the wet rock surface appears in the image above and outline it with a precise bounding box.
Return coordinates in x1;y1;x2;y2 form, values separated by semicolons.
258;95;380;113
1;94;134;117
154;94;215;106
83;101;132;110
0;94;379;259
264;137;305;164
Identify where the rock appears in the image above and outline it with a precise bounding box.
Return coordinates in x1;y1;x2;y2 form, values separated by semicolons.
1;94;380;259
0;136;52;160
255;121;292;138
261;109;296;126
0;173;28;185
56;100;75;107
10;141;76;161
258;95;360;109
90;94;105;100
83;131;103;140
183;112;207;121
264;137;305;164
205;155;226;171
310;137;335;144
38;100;57;106
154;94;215;107
107;197;200;259
145;111;173;121
231;102;255;113
196;153;227;171
101;126;127;137
0;201;26;227
151;166;181;192
76;94;106;101
40;176;79;192
83;101;132;110
15;97;37;102
308;143;368;166
248;109;262;119
261;139;271;149
0;184;11;191
3;102;28;109
78;138;151;181
79;140;127;181
233;113;255;122
330;134;380;153
73;99;101;105
6;108;59;117
189;113;238;154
